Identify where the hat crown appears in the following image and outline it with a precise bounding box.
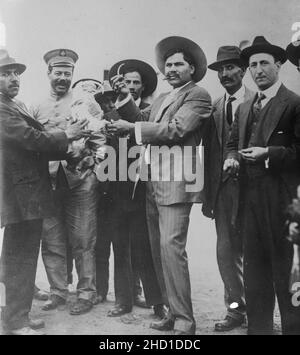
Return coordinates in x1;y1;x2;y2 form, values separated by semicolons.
216;46;241;62
0;49;16;66
43;48;79;67
251;36;271;47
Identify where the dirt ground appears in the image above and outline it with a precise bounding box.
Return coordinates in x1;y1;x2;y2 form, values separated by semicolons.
0;205;281;335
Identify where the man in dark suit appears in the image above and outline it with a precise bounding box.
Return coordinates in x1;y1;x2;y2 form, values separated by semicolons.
203;46;254;331
0;49;87;335
96;60;165;317
108;36;212;334
225;36;300;334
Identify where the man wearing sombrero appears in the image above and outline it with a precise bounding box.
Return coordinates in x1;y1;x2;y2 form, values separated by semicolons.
95;60;166;318
225;36;300;334
31;49;99;315
0;49;87;334
108;36;212;334
204;45;254;331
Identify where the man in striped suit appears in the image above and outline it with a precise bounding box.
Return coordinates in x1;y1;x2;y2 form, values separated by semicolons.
107;36;212;335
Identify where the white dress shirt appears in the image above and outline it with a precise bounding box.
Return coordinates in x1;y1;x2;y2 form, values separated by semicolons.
258;80;282;108
225;85;246;122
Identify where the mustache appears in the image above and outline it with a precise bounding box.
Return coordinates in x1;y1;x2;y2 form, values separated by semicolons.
164;73;180;80
221;77;234;83
55;80;69;86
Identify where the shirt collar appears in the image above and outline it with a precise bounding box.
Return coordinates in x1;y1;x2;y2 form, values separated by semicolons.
50;89;72;101
135;97;141;107
225;85;245;102
259;80;282;99
171;81;192;95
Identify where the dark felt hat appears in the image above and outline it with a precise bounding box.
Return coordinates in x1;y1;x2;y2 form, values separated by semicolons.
208;46;245;71
241;36;287;65
0;49;26;74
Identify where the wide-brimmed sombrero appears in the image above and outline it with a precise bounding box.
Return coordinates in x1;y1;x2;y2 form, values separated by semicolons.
109;59;157;97
155;36;207;82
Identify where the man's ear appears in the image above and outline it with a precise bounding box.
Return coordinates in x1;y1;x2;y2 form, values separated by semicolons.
275;61;282;70
190;64;195;75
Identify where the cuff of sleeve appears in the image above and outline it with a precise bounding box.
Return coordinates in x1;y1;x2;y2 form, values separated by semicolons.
135;122;142;145
115;94;132;109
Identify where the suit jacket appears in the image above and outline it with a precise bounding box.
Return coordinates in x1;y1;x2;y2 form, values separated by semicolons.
202;87;255;217
102;100;150;211
118;81;212;205
226;84;300;198
0;94;68;227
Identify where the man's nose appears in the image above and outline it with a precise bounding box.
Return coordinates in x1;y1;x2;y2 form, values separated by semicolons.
256;64;263;73
10;72;19;81
220;68;229;77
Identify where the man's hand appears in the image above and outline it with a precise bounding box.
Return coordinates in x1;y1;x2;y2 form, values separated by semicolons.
65;119;91;141
110;74;130;101
106;119;135;136
223;158;240;176
239;147;268;162
289;222;299;236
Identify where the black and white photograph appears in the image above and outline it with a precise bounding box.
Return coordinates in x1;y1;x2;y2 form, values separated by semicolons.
0;0;300;337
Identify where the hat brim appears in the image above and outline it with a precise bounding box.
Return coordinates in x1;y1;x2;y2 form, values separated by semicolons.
0;63;26;74
72;78;103;89
241;44;287;65
208;58;246;71
155;36;207;82
109;59;157;98
286;42;300;67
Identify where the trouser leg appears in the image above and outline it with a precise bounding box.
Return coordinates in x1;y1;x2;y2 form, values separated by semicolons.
145;182;168;307
66;174;98;301
215;181;245;320
41;216;68;299
111;207;133;308
158;202;195;334
95;195;112;298
129;206;163;306
0;219;42;330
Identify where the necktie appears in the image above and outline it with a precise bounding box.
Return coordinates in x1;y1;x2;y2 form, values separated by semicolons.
253;92;266;116
226;96;236;125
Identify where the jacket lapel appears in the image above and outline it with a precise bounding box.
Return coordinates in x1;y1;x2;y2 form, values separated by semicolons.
11;99;44;130
213;96;225;146
263;85;288;144
153;82;196;123
239;97;255;148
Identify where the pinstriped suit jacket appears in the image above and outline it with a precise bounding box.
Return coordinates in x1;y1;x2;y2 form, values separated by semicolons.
118;81;212;205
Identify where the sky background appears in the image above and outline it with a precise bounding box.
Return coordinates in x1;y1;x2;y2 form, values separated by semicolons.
0;0;300;104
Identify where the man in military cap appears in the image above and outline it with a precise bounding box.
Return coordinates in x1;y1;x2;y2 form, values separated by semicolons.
203;46;254;331
0;49;87;334
31;49;99;315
